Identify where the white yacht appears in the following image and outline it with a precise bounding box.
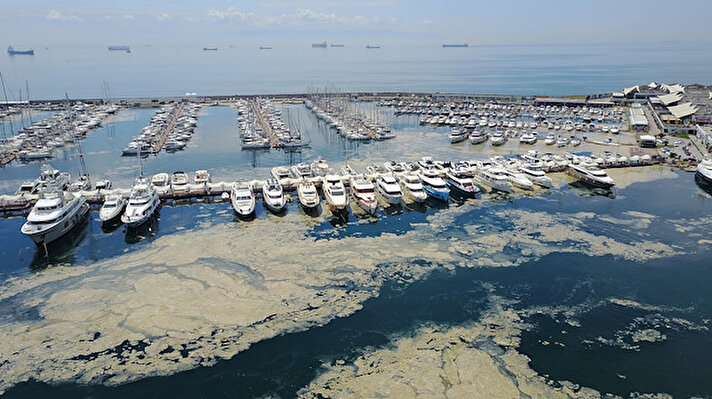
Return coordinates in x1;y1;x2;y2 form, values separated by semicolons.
469;130;488;144
383;161;407;175
375;175;404;205
297;179;320;210
194;170;211;185
99;193;127;222
544;133;557;145
349;175;379;215
444;170;480;197
152;172;170;188
518;162;552;188
231;180;256;217
310;157;331;176
567;163;615;188
271;166;291;180
490;131;507;146
21;188;89;245
500;169;534;190
340;164;357;176
696;158;712;184
556;136;569;147
290;162;313;179
398;174;427;202
449;128;469;143
171;171;190;194
418;169;450;201
519;132;537;144
262;178;286;213
473;166;513;193
322;174;349;211
121;176;160;227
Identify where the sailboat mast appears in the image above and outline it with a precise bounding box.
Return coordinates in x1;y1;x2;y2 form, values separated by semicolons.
25;80;33;125
0;72;15;137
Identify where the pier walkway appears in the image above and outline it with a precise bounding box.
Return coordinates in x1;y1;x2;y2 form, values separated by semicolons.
249;100;281;148
150;102;185;153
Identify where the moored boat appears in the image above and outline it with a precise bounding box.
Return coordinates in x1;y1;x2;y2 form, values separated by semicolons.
231;180;256;217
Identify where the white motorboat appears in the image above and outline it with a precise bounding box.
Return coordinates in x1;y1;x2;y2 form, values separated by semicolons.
556;136;569;147
518;162;552;188
449;128;469;143
310;157;331;176
398;174;427;202
469;130;488;144
349;175;379;215
322;174;349;211
290;162;313;178
375;175;403;205
95;179;112;190
500;169;534;190
544;133;557;145
297;179;320;210
383;161;407;175
271;166;291;180
151;173;170;188
21;188;89;245
231;180;256;216
99;193;127;222
418;169;450;201
69;174;91;192
340;164;357;176
567;163;615;188
121;176;160;227
171;171;190;194
194;170;211;185
473;165;513;193
444;170;480;196
490;131;507;146
262;178;286;213
519;132;537;144
696;158;712;184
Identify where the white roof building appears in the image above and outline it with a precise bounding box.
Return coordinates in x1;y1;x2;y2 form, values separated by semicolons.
667;102;699;120
657;92;683;106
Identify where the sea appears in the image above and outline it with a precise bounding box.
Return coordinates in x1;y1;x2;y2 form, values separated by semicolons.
0;42;711;398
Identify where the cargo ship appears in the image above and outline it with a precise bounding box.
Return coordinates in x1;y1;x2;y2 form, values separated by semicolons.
7;46;34;55
108;45;131;52
442;43;468;48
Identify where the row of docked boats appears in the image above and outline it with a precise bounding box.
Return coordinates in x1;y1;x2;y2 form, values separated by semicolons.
121;102;199;156
450;128;584;148
305;96;395;141
235;99;307;149
382;99;625;126
1;102;117;163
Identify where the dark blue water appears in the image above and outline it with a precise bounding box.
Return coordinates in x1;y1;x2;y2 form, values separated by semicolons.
1;43;711;99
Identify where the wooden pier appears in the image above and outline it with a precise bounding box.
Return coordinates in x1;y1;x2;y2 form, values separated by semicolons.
150;102;186;153
248;100;281;148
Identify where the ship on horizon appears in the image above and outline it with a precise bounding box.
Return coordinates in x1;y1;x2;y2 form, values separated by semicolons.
108;45;131;53
366;45;380;49
330;44;344;48
203;47;218;51
7;46;34;55
442;43;469;48
312;41;327;48
259;46;272;50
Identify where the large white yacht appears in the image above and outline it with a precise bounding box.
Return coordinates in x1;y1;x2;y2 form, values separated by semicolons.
500;169;534;190
567;163;615;188
322;174;349;211
517;162;552;188
398;174;427;202
290;162;313;179
171;171;190;195
444;170;479;197
271;166;291;180
473;165;513;193
297;179;320;210
121;176;160;227
519;132;537;144
418;169;450;201
375;175;403;205
231;180;256;217
99;193;127;223
349;175;379;215
262;178;286;213
490;130;507;146
21;188;89;245
696;158;712;184
469;130;488;144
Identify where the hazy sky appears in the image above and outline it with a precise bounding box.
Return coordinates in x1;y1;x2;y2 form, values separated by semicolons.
2;0;712;46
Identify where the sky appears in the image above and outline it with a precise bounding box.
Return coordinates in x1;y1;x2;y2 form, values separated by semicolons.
2;0;712;47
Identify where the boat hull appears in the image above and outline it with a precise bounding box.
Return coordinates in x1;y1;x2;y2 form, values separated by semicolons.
22;202;89;245
122;200;160;228
567;169;615;189
695;169;712;185
423;185;449;201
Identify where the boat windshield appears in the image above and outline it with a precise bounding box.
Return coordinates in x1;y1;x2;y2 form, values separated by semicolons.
463;182;474;188
357;188;375;194
330;189;344;196
238;196;252;201
103;203;117;208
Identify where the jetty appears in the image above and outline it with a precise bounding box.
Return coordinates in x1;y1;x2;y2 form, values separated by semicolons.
248;99;281;148
151;102;186;153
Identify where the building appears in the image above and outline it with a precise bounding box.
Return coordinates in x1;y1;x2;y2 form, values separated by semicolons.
638;134;657;148
629;103;649;130
696;125;712;151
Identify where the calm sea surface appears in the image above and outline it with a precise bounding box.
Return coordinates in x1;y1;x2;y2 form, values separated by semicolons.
0;43;711;398
1;42;711;99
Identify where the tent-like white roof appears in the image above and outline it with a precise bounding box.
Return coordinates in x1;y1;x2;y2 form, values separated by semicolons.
709;91;712;100
662;83;685;94
648;82;659;89
667;102;699;119
657;92;683;106
623;85;639;96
